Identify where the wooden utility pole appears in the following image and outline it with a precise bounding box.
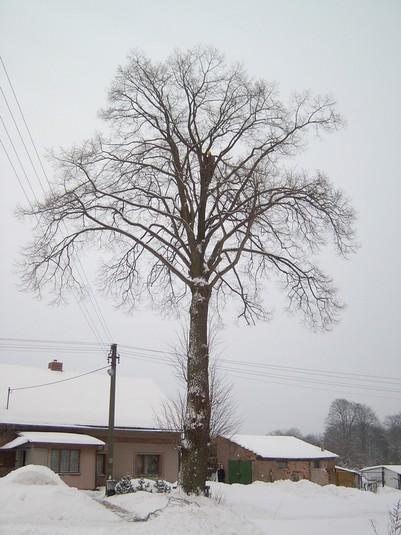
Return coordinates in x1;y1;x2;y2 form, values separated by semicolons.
106;343;119;488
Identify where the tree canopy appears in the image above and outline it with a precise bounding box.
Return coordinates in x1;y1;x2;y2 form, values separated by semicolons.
21;48;356;493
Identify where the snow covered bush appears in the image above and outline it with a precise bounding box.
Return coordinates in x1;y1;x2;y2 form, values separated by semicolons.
389;500;401;535
115;475;135;494
114;475;173;494
135;477;151;492
154;479;171;494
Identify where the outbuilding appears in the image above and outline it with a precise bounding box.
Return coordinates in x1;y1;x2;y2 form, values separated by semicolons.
216;434;338;485
360;465;401;490
335;465;361;488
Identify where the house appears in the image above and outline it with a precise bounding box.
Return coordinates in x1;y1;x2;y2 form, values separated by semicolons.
216;434;338;485
335;465;361;488
0;431;105;490
0;361;180;489
360;465;401;490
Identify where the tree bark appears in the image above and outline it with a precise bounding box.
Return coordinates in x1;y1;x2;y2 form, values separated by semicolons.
181;285;211;494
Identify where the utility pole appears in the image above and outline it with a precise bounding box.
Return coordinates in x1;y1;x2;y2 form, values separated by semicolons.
106;343;119;492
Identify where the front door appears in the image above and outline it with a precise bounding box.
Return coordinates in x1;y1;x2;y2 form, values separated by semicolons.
228;459;252;484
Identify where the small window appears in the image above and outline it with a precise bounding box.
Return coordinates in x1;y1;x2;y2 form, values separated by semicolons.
135;454;160;478
96;453;106;476
50;449;80;473
313;460;321;469
277;460;288;470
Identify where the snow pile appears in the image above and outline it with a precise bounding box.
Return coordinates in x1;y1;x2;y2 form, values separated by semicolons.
0;466;120;533
209;480;401;535
103;489;263;534
1;466;401;534
2;464;67;486
108;491;170;521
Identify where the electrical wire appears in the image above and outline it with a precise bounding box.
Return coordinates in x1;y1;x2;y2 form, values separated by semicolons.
1;336;400;400
0;55;113;343
8;365;110;392
1;336;400;385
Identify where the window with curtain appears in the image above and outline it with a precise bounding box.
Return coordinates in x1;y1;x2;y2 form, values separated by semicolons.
135;454;160;478
50;449;80;473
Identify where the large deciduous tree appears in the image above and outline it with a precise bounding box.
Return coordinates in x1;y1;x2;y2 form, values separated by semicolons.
324;398;385;467
21;48;356;493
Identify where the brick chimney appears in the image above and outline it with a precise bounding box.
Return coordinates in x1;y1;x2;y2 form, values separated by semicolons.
48;359;63;372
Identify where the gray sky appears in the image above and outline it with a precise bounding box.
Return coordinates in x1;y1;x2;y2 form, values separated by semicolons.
0;0;400;435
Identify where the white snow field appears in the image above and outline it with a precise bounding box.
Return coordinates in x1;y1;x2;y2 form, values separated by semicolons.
0;465;400;535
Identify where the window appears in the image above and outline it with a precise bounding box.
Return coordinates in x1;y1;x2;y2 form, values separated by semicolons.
277;460;288;469
16;449;27;467
312;460;321;469
50;449;80;473
96;453;106;476
135;454;160;478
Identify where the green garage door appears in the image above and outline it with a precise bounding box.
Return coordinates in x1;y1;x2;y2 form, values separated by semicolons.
228;460;252;484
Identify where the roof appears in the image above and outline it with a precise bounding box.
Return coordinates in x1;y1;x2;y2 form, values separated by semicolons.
361;465;401;475
227;434;338;460
335;466;361;475
0;431;105;449
0;363;168;429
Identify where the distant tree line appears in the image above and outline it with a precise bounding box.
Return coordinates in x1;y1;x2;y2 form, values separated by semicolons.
270;398;401;469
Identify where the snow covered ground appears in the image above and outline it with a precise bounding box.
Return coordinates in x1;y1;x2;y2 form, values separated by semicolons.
0;465;400;535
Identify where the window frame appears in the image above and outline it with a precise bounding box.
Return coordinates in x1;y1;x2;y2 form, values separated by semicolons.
50;448;80;474
134;453;161;479
96;452;106;476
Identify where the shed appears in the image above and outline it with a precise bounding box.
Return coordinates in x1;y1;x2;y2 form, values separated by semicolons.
216;434;338;485
360;465;401;490
335;466;361;488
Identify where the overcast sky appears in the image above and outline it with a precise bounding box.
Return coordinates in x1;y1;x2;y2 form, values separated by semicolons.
0;0;400;435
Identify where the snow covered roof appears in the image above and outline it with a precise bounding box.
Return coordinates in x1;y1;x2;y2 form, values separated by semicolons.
228;434;338;460
361;465;401;475
0;432;104;449
0;363;168;429
335;466;361;475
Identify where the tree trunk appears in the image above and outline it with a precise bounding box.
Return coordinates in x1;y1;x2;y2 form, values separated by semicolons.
181;285;211;494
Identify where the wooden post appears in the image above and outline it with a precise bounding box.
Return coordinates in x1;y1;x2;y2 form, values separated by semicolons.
106;343;118;489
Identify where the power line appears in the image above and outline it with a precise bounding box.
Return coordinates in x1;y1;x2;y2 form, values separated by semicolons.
0;85;46;195
0;114;40;202
1;336;400;386
0;137;33;206
0;337;105;346
0;107;105;344
1;336;400;400
8;365;110;392
0;56;49;187
0;55;113;343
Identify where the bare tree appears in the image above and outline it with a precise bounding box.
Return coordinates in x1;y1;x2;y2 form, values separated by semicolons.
384;413;401;464
324;398;384;467
20;47;356;493
157;329;241;440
